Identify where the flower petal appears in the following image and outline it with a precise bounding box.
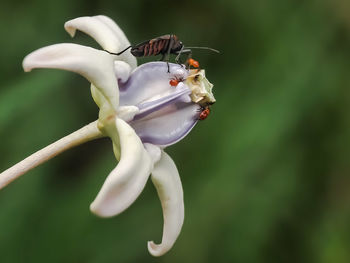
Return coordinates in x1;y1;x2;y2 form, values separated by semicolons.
130;102;200;146
90;118;152;217
135;82;191;118
119;62;189;107
117;61;199;146
64;16;137;69
23;43;119;111
148;151;184;257
144;143;161;164
114;60;132;83
117;105;140;123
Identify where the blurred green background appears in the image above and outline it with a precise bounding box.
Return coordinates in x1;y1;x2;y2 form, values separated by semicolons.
1;0;350;262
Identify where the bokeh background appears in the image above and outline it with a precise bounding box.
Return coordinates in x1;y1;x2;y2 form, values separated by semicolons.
1;0;350;262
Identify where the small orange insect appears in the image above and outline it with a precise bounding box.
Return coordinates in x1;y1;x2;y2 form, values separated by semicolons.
187;58;200;68
198;106;210;120
169;79;179;86
169;77;184;87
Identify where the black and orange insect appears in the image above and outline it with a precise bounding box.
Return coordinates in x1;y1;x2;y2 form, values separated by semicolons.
105;34;219;72
198;106;211;120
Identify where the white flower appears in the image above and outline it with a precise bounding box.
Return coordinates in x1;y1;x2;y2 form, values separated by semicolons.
0;15;216;257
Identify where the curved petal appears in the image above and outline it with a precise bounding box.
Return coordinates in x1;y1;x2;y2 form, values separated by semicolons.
90;84;107;109
64;16;137;69
90;118;152;217
130;102;200;146
148;151;184;257
114;60;132;83
135;82;191;118
23;43;119;111
119;62;189;107
94;15;129;43
90;60;131;114
117;106;140;123
144;143;161;164
118;61;199;146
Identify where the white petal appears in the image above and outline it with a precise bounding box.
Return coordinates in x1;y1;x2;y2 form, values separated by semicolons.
114;60;132;83
90;84;107;109
117;105;140;122
90;61;131;112
148;151;184;257
144;143;161;164
90;118;152;217
23;43;119;111
64;16;137;69
94;15;130;46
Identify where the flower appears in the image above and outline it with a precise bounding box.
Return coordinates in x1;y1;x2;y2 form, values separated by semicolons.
0;15;216;256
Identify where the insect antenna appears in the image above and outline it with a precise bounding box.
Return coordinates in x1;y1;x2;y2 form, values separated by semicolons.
184;46;220;53
105;46;132;56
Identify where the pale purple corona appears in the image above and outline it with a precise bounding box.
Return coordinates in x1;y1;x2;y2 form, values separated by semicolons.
121;62;200;146
0;15;216;257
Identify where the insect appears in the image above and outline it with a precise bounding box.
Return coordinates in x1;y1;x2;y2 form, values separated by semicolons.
198;106;211;120
105;34;219;72
169;78;180;87
169;76;184;87
187;58;200;68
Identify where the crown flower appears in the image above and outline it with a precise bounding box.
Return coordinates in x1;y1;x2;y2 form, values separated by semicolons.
0;15;216;257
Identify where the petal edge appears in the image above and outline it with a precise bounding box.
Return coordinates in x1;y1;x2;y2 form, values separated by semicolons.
148;151;184;256
64;16;137;69
90;118;152;217
23;43;119;110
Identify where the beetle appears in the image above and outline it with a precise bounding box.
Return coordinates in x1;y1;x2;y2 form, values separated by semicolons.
187;58;200;68
169;76;185;87
105;34;219;72
169;78;180;87
198;106;211;121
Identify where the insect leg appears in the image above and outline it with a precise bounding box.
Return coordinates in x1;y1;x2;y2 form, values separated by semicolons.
163;51;170;72
159;53;165;61
176;49;192;68
175;45;184;64
185;49;193;64
165;35;175;73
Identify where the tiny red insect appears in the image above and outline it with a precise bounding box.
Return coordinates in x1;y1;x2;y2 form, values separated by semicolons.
169;77;184;87
169;78;180;86
188;58;200;68
199;106;210;120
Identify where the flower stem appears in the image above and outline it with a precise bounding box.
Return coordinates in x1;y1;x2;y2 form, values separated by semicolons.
0;120;104;189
